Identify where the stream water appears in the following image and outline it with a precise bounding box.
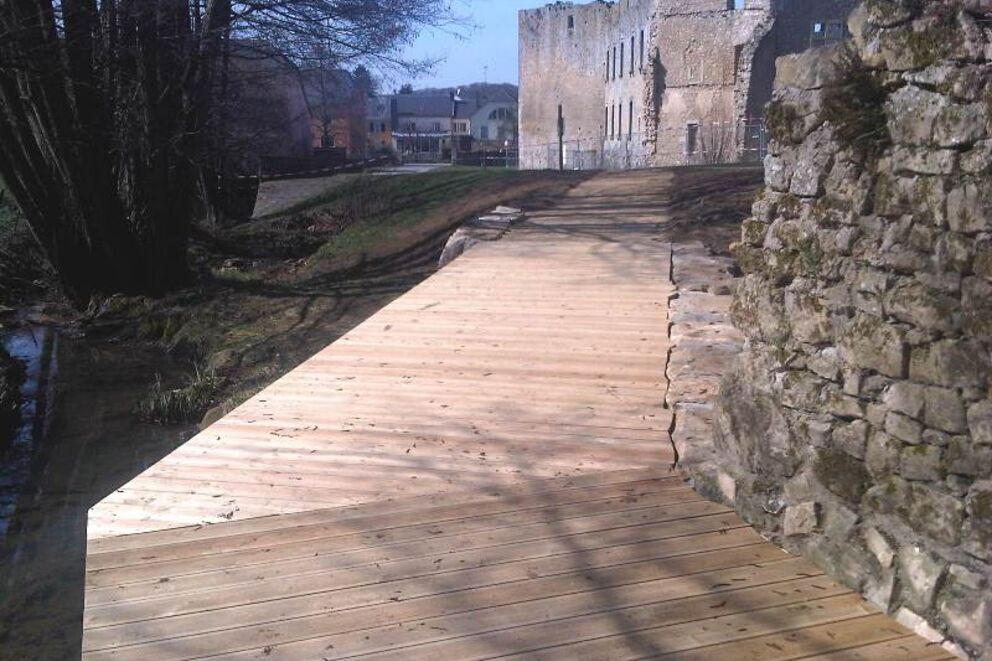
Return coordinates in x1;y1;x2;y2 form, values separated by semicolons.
0;326;196;660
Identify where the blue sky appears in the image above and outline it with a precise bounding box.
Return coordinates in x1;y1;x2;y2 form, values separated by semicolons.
398;0;536;90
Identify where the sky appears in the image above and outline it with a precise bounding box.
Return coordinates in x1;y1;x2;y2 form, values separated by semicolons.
397;0;537;91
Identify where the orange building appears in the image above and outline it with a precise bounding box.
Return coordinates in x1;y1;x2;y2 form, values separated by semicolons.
303;68;370;159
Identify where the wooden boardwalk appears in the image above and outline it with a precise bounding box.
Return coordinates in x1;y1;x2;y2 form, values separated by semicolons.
84;171;946;659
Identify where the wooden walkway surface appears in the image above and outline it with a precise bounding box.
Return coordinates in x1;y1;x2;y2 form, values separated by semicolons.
84;171;946;659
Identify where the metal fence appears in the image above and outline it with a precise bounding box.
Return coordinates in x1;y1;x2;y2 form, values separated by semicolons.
520;118;767;171
452;152;519;168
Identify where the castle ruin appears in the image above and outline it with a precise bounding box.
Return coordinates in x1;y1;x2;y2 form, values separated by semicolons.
519;0;857;170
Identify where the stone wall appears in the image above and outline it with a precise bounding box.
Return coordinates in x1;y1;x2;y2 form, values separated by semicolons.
518;1;619;170
518;0;855;170
699;1;992;656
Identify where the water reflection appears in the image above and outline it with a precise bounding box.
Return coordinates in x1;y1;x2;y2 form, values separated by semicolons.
0;328;195;660
1;326;58;539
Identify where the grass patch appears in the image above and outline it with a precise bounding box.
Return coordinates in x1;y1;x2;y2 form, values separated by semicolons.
307;168;528;268
134;366;222;424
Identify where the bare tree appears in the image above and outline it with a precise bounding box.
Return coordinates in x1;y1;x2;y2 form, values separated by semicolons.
0;0;457;301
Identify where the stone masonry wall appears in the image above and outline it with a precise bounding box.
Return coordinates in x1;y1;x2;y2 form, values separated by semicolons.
518;2;616;170
519;0;855;170
696;1;992;657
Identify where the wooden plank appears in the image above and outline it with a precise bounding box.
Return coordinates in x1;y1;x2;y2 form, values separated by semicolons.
312;594;873;661
87;469;680;554
87;487;710;579
83;171;936;661
84;550;809;655
805;637;956;660
84;516;755;626
87;480;699;573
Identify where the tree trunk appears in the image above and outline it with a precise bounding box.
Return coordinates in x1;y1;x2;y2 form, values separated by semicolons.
0;0;226;302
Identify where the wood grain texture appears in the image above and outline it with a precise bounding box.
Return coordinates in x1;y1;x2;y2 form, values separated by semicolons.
84;171;947;659
82;470;949;661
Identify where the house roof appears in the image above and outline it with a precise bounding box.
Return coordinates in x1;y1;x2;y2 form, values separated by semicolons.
394;94;454;117
300;69;355;109
454;85;518;119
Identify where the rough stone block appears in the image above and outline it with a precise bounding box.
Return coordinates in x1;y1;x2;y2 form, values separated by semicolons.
863;526;896;569
894;607;953;651
883;381;925;419
802;418;833;448
780;370;825;412
774;44;845;90
833;420;869;459
866;403;887;427
963;481;992;560
824;388;865;420
714;367;801;480
922;428;950;447
886;86;944;145
838;313;907;379
807;348;841;382
933;102;987;149
916;269;961;294
805;535;875;592
814;448;871;503
960;140;992;176
867;478;965;543
886;411;923;444
885;281;958;333
910;339;989;389
740;219;768;246
924;386;967;433
949;563;986;591
934;231;975;273
938;578;990;650
887;86;985;149
962;276;992;339
967;400;992;445
863;570;897;611
905;482;966;544
765;153;793;192
948;181;992;234
945;437;992;477
783;501;820;537
785;290;832;344
789;130;834;198
900;444;943;481
890;145;958;176
866;431;902;478
898;545;947;613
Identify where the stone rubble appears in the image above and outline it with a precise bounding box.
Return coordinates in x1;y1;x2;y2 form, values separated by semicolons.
438;207;523;268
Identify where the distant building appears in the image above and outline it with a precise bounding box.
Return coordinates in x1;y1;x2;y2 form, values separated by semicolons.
518;0;856;170
303;68;370;158
366;96;393;154
364;84;520;162
456;86;519;148
392;94;457;161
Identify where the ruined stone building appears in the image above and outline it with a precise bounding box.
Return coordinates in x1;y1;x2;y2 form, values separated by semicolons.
518;0;857;170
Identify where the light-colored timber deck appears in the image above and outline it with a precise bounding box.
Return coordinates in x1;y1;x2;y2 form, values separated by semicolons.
84;171;948;659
